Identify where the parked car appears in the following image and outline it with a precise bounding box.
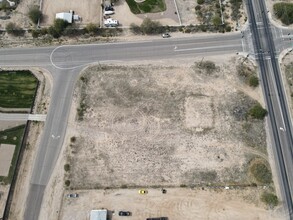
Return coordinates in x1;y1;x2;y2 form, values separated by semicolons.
162;33;171;38
105;6;114;11
118;211;131;216
66;193;79;198
138;189;148;194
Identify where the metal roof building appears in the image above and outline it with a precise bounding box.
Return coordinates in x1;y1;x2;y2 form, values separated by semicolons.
90;210;107;220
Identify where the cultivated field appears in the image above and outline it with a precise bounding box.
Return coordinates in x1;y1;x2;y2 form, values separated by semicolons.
66;58;268;190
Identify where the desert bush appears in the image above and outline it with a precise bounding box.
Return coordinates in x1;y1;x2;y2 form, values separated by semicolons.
28;5;42;24
250;162;272;184
130;23;141;34
197;0;205;5
249;75;259;87
261;192;278;207
274;3;293;25
48;19;69;38
248;104;267;120
140;18;163;35
85;23;97;34
65;180;71;186
212;15;222;26
6;22;25;36
64;164;70;172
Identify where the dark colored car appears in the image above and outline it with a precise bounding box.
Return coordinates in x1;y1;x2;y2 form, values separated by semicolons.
66;193;79;198
118;211;131;216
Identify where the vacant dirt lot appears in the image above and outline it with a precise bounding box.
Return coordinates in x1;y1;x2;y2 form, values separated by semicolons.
60;187;282;220
65;57;268;191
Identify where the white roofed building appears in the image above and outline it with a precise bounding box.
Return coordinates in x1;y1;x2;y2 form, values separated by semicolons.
55;12;73;23
90;209;107;220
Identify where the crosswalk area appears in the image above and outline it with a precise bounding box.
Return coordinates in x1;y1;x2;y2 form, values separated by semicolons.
0;113;47;122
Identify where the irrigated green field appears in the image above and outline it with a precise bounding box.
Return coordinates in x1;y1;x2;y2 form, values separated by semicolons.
0;71;38;108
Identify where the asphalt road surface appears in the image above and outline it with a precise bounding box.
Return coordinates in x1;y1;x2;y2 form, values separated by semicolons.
0;23;291;220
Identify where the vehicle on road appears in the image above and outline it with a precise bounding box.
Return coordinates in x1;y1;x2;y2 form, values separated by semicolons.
138;189;148;194
66;193;79;198
118;211;131;216
162;33;171;38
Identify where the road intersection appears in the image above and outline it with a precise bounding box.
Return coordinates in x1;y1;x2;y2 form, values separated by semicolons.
0;8;293;219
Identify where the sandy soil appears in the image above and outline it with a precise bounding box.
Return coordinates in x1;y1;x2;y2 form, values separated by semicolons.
60;187;282;220
65;57;267;190
41;0;101;26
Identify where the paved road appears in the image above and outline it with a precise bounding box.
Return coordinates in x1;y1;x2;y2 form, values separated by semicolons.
0;24;291;219
246;0;293;218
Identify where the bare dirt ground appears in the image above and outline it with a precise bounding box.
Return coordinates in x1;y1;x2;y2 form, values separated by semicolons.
67;58;267;190
41;0;101;26
0;0;38;29
60;188;282;220
0;121;25;131
0;185;9;218
36;56;282;220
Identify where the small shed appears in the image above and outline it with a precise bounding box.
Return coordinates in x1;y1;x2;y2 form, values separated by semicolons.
55;12;73;23
90;210;107;220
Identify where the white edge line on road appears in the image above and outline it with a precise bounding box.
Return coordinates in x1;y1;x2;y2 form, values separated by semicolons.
174;44;241;52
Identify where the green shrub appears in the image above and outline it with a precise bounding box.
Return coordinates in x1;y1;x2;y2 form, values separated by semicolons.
64;164;70;172
85;23;97;34
195;5;201;11
273;3;293;25
28;6;42;24
48;18;69;38
249;75;259;87
140;18;163;35
250;162;272;184
197;0;204;5
261;192;278;207
65;180;71;186
130;23;141;34
248;104;267;120
6;22;25;36
212;15;222;26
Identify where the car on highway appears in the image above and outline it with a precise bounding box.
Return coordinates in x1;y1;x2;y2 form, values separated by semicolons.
118;211;131;216
66;193;79;198
138;189;148;194
162;33;171;38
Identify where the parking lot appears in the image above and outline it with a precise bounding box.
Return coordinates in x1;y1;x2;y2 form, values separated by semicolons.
60;188;281;220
